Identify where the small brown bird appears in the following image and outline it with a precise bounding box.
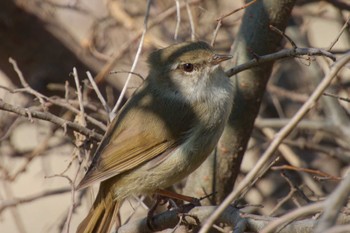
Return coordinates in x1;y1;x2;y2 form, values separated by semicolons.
77;41;233;233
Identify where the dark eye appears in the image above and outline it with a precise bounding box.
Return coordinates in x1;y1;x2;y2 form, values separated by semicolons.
182;63;194;72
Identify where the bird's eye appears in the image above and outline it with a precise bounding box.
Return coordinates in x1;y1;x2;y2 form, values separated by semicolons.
182;63;194;72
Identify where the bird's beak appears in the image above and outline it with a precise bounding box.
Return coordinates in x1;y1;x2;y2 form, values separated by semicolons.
210;54;232;65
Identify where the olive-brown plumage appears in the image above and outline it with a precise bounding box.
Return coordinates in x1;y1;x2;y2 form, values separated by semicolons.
77;41;233;233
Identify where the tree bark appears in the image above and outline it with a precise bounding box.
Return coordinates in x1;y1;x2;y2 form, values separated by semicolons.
184;0;297;203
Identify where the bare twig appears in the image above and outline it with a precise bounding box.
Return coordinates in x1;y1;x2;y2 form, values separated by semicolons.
64;81;70;102
8;58;46;109
216;0;257;21
225;47;336;77
261;128;324;196
62;162;81;233
109;71;145;82
272;165;341;180
174;0;181;40
111;0;152;118
94;0;202;87
73;68;86;127
323;92;350;103
315;171;350;232
255;118;338;135
268;172;298;216
45;151;84;233
269;25;297;48
0;75;106;131
185;0;195;41
327;15;350;51
0;99;103;141
86;71;111;121
268;84;309;103
8;127;56;181
211;19;222;47
1;181;27;233
0;117;21;141
212;0;256;46
260;202;324;233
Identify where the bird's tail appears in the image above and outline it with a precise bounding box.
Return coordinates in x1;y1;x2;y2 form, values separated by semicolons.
77;182;121;233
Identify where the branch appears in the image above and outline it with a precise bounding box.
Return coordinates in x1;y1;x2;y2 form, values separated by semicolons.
116;203;350;233
110;0;151;117
225;47;336;77
246;211;350;233
117;205;245;233
260;202;324;233
314;172;350;232
0;99;103;141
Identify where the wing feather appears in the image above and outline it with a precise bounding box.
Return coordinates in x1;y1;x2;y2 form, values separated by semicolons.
77;117;179;190
77;87;194;190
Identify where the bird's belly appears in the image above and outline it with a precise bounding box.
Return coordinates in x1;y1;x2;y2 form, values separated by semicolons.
113;133;218;200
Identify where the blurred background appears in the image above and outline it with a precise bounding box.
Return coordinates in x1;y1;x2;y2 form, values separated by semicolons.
0;0;349;232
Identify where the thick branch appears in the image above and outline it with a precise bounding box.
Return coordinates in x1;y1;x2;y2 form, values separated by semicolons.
218;0;296;203
117;205;244;233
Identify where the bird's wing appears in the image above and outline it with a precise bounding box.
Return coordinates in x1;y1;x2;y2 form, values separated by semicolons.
77;110;183;190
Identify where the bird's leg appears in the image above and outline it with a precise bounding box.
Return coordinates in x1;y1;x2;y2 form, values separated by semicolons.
146;194;167;231
155;189;201;206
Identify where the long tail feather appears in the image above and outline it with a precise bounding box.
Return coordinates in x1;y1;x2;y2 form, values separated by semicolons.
77;183;121;233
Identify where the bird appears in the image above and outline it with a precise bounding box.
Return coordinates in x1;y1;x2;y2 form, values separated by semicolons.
76;41;233;233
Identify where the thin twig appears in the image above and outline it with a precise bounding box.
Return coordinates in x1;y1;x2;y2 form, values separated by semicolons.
0;99;103;141
268;84;309;103
260;128;324;196
225;47;336;77
1;181;27;233
73;68;87;127
86;71;111;122
315;171;350;233
0;72;106;131
272;165;341;180
327;15;350;51
8;127;56;181
216;0;256;21
323;92;350;103
212;0;256;46
174;0;181;40
8;58;46;109
61;158;83;233
109;70;145;82
93;0;202;86
269;25;297;48
185;0;195;41
268;172;297;216
111;0;152;118
261;202;324;233
211;19;222;47
0;117;21;141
